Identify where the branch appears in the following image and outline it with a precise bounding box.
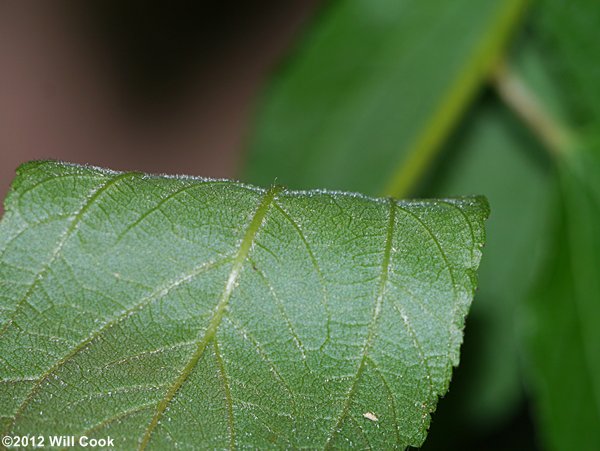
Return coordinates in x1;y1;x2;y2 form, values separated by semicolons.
491;61;576;158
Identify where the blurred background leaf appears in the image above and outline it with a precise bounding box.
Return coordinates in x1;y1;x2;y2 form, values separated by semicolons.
518;1;600;449
243;0;527;196
525;149;600;451
532;0;600;126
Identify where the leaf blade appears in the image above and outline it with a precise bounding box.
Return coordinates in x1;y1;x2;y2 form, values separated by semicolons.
0;161;488;448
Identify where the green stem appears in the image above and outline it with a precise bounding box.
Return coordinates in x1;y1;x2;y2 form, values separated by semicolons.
491;61;576;158
383;0;530;198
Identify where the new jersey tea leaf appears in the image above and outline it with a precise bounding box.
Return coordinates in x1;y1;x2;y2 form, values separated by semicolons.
0;161;487;449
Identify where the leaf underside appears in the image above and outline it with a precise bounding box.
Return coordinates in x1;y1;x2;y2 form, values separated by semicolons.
0;161;487;449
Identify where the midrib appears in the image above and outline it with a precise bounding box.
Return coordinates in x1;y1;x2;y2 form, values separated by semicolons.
138;185;282;450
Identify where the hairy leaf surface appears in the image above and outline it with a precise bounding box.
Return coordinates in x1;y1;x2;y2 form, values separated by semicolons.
0;161;487;449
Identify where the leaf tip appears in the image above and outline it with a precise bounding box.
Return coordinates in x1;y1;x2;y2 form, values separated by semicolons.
473;194;491;221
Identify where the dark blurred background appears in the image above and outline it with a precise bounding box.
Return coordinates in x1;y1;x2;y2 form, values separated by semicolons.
0;1;320;212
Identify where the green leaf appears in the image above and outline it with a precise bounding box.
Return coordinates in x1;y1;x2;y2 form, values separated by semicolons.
243;0;527;197
533;0;600;126
0;161;488;449
525;149;600;451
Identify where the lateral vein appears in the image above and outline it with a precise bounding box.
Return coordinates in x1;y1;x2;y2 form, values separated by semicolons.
324;198;396;449
0;172;136;339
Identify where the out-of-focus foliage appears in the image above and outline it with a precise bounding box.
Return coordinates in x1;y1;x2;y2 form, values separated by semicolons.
527;150;600;451
244;0;526;196
533;0;600;125
523;2;600;449
245;0;600;448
